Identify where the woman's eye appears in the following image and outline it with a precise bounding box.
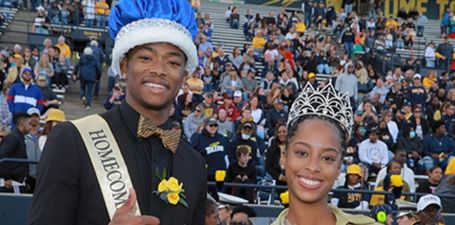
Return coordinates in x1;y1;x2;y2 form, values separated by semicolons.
295;150;308;158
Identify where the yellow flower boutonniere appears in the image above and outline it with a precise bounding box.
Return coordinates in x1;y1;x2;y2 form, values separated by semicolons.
280;191;289;205
154;170;188;207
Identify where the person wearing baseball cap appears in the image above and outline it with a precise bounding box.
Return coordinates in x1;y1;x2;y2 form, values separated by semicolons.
416;194;444;225
396;211;418;225
331;164;370;210
370;204;393;225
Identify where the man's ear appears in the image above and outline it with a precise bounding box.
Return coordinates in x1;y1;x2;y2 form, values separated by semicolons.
120;58;128;78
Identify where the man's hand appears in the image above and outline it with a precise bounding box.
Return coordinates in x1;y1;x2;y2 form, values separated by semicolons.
372;162;381;169
109;188;160;225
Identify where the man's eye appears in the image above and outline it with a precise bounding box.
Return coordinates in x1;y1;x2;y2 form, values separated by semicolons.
139;56;151;61
322;156;336;163
169;61;182;67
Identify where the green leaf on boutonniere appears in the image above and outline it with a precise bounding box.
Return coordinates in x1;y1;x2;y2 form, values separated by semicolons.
179;197;188;207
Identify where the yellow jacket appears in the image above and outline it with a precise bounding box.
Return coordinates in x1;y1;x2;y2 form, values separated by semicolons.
95;2;110;15
423;76;437;89
56;44;71;59
252;36;266;49
295;22;306;33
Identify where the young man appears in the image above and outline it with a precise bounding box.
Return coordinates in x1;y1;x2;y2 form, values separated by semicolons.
0;113;31;193
415;194;444;225
28;0;207;224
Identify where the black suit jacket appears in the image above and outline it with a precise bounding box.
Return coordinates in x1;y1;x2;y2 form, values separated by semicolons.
0;130;27;182
28;103;207;225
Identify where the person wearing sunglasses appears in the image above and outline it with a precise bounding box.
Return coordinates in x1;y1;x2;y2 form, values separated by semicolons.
191;117;228;200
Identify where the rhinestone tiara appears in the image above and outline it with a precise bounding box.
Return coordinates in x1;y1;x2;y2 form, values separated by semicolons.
287;82;354;140
115;18;192;42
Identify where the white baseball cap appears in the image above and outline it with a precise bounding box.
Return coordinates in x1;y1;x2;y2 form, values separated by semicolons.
417;194;442;212
234;91;242;97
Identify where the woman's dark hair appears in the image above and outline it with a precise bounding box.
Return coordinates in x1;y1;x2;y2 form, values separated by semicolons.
42;121;54;136
205;198;218;216
286;116;348;152
429;165;442;173
274;122;287;144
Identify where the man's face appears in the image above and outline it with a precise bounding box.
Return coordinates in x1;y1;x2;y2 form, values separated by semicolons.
418;205;442;225
37;78;47;87
436;125;446;136
218;109;227;121
20;118;31;134
121;43;186;112
22;72;33;82
369;132;378;143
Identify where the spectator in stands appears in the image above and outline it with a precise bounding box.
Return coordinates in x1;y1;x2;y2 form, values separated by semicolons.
0;113;31;193
186;69;204;102
56;36;71;59
192;118;228;199
416;194;444;224
436;35;453;68
230;205;256;225
34;52;54;85
82;0;96;27
417;166;443;194
423;120;455;171
32;6;49;35
375;149;416;192
252;30;266;55
175;92;195;121
25;108;40;193
104;79;125;110
265;99;287;136
229;6;240;29
38;108;65;151
183;105;204;141
265;122;286;186
205;198;218;225
371;173;410;207
435;158;455;213
73;47;100;110
198;35;212;55
7;68;44;114
221;68;243;94
60;1;71;25
396;211;418;225
370;205;393;225
7;54;28;84
359;127;389;174
53;54;70;89
406;105;430;139
48;1;61;24
407;74;427;107
335;63;358;106
217;108;235;139
0;85;11;127
70;0;83;26
226;145;257;203
342;27;355;57
369;78;389;104
95;0;109;27
228;122;264;167
198;92;217;119
331;164;369;210
36;75;59;113
23;48;36;70
425;41;436;68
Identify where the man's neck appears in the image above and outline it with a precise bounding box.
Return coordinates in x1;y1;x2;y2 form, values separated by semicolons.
126;98;170;126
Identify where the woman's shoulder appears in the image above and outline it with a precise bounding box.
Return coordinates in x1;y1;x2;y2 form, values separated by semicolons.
329;205;381;225
271;206;381;225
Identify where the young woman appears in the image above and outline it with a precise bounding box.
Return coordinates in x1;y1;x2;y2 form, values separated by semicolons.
272;83;378;225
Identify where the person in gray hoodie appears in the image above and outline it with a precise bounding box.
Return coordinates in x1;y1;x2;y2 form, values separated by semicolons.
335;62;358;107
183;105;205;141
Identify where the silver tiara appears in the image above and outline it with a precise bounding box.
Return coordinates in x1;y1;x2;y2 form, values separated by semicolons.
287;82;354;139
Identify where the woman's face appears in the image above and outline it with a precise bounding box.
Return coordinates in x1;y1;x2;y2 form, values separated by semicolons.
285;119;342;205
389;161;402;174
397;215;415;225
277;125;287;143
250;96;258;108
429;167;443;183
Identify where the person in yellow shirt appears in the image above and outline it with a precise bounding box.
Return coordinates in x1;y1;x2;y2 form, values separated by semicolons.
95;0;110;27
55;36;71;59
186;68;204;96
422;71;437;90
252;30;267;54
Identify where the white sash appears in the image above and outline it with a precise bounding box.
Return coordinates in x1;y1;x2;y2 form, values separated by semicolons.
72;115;141;219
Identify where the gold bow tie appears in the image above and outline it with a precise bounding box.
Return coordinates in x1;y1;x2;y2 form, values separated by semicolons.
137;115;181;154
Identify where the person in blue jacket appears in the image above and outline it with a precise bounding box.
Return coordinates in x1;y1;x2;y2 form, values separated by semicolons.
74;47;101;110
423;120;455;171
7;68;44;114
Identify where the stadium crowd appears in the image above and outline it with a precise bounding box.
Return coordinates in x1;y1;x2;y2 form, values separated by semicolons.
0;0;454;225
